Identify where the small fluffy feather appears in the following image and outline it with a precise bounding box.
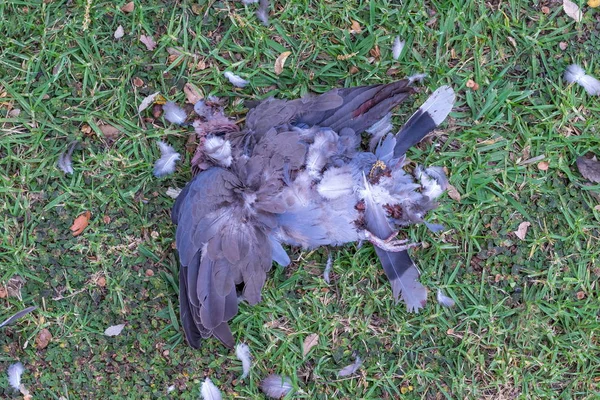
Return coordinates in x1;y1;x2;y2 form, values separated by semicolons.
153;141;181;177
564;64;600;95
204;136;233;167
224;71;249;88
323;253;333;284
437;289;456;308
242;0;259;3
256;0;270;26
57;141;78;175
163;101;187;125
338;355;362;377
200;378;222;400
260;374;293;399
235;343;252;379
392;36;405;60
7;362;24;391
415;166;445;199
194;100;211;118
317;167;354;200
407;73;427;84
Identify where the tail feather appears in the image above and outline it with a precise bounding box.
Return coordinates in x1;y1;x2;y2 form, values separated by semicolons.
393;85;455;158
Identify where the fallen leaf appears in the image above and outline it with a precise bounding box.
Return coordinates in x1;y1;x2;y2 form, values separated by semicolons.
563;0;582;22
537;161;549;171
138;92;160;113
369;45;380;59
274;51;292;75
98;124;120;140
466;79;480;90
104;324;125;336
349;65;359;75
349;20;362;34
183;83;203;105
0;286;7;298
507;36;517;48
514;221;531;240
302;333;319;356
120;1;134;13
114;25;124;39
35;328;52;349
559;41;568;50
96;276;106;287
541;5;550;14
139;35;156;51
589;0;600;7
70;211;91;236
576;156;600;183
152;103;163;119
81;124;92;135
132;77;144;87
576;290;586;300
446;184;461;201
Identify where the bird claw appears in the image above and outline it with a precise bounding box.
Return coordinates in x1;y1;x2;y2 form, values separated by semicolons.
363;230;420;252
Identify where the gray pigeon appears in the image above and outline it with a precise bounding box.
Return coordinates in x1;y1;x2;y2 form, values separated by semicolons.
172;79;455;348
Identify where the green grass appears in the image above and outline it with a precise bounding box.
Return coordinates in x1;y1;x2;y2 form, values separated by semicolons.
1;0;599;398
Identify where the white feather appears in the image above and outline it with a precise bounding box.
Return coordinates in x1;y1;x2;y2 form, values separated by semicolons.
317;167;354;200
306;131;336;178
260;374;293;399
200;378;222;400
407;72;427;84
7;362;24;391
564;64;600;95
163;101;187;125
415;85;456;126
392;36;405;60
437;289;456;308
242;0;259;3
204;136;232;167
323;253;333;284
153;141;181;177
224;71;249;88
415;166;444;199
235;343;252;379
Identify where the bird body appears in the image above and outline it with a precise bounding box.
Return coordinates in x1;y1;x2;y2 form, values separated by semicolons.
172;80;455;348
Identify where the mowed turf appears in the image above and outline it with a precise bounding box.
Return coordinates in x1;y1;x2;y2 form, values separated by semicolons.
1;0;599;398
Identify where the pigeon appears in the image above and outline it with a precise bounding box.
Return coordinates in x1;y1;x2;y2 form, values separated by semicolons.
172;79;455;348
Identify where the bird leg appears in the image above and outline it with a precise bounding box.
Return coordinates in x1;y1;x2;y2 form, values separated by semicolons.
361;230;420;252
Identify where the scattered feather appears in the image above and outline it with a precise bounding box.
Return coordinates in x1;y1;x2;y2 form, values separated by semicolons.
7;362;24;391
576;156;600;183
407;72;427;84
166;187;182;199
138;92;160;114
194;100;211;118
256;0;270;26
436;289;456;308
104;324;125;337
163;101;188;125
0;306;37;329
338;355;363;377
57;141;78;175
242;0;259;3
564;64;600;95
323;253;332;284
260;374;293;399
167;385;175;393
224;71;249;88
200;378;222;400
153;141;181;177
392;36;405;60
114;25;124;39
235;343;252;379
514;221;531;240
563;0;583;22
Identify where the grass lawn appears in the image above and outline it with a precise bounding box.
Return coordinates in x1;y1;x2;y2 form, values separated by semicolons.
1;0;599;398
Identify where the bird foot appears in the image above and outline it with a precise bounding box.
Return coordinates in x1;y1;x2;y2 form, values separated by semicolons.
363;230;420;252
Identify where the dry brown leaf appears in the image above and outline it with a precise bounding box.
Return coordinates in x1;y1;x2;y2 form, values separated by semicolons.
80;124;92;135
349;66;359;75
132;77;144;87
196;59;207;70
274;51;292;75
576;290;586;300
99;124;120;140
514;221;531;240
120;1;134;13
563;0;582;22
559;41;568;50
589;0;600;7
35;328;52;349
537;161;549;171
302;333;319;356
152;103;163;119
541;6;550;14
139;35;156;51
138;92;160;113
466;79;480;90
369;45;381;59
0;286;7;299
349;20;362;34
446;184;461;201
183;83;203;104
507;37;517;48
70;211;91;236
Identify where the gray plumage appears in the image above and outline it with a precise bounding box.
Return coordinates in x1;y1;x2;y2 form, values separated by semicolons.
172;80;455;348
